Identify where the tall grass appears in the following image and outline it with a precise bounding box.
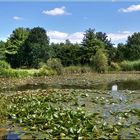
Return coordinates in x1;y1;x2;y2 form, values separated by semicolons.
120;60;140;71
0;68;31;78
63;66;92;74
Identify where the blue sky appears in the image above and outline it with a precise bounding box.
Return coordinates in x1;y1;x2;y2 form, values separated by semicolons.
0;1;140;46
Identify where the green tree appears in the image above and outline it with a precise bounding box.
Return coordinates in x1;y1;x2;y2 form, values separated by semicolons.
116;43;127;62
125;32;140;60
5;27;30;67
81;28;104;64
21;27;50;68
96;32;115;63
90;49;108;73
49;40;81;66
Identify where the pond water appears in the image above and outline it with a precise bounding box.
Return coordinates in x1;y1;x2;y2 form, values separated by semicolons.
15;79;140;91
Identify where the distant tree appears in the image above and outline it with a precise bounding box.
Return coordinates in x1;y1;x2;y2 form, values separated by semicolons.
116;43;127;62
21;27;50;68
96;32;115;63
50;40;81;66
5;27;30;67
81;28;104;64
126;32;140;60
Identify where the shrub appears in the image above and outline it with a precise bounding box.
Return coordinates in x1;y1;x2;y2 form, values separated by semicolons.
90;49;108;73
34;65;56;76
47;58;63;75
0;60;11;69
109;62;121;71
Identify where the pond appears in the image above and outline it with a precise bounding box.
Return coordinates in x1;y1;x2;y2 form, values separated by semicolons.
0;78;140;139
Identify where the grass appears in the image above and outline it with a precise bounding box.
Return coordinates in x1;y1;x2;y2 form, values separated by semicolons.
120;59;140;71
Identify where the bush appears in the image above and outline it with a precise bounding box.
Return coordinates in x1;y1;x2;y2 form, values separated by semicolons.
109;62;121;71
90;49;108;73
34;65;56;76
47;58;63;75
0;60;11;69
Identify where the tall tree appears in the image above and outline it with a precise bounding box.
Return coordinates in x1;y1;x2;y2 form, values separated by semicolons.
5;27;30;67
96;32;115;63
21;27;50;67
81;28;104;64
116;43;127;62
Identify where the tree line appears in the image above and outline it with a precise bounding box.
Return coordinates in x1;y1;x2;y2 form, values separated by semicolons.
0;27;140;70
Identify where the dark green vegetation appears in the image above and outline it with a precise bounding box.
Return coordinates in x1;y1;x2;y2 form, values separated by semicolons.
0;74;140;139
0;27;140;77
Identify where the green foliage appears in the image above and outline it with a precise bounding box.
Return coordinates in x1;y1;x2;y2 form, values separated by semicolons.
120;60;140;71
0;68;30;78
47;58;63;75
90;49;108;73
123;33;140;61
49;41;81;66
6;88;140;139
0;60;11;69
4;26;140;69
81;28;105;64
21;27;50;68
5;28;30;68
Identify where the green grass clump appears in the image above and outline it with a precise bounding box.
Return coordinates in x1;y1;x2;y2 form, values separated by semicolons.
0;68;30;78
120;60;140;71
34;65;56;76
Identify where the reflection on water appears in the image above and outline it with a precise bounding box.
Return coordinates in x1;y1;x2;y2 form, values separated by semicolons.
0;79;140;92
6;132;20;140
112;84;118;91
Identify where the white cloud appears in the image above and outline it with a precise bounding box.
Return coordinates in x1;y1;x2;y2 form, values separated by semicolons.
107;31;132;42
119;4;140;13
47;30;83;43
13;16;23;20
42;6;71;16
47;30;133;45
